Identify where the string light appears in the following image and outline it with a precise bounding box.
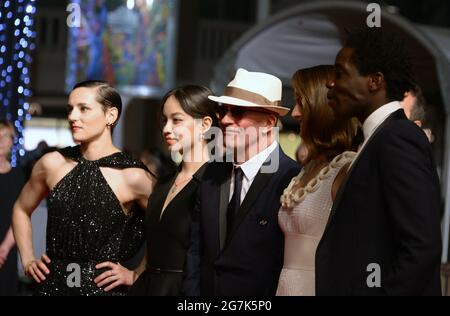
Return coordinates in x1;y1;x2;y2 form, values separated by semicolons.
0;0;36;167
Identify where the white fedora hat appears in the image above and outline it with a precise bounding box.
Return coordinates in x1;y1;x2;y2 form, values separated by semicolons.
208;68;290;116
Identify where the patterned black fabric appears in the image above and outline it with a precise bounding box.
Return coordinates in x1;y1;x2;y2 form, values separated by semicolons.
35;146;148;296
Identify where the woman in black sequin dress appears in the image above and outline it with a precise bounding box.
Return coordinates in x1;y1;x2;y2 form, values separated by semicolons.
100;85;218;295
0;120;26;296
12;81;156;296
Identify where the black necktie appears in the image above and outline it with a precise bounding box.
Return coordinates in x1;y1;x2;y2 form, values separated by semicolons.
227;167;244;235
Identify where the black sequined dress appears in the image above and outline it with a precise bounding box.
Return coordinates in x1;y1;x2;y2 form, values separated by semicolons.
34;146;149;296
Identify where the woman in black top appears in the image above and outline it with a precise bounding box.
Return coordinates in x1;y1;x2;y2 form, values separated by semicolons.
105;85;218;295
12;81;155;295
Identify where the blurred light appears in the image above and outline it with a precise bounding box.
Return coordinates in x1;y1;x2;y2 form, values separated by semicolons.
0;1;37;165
127;0;135;10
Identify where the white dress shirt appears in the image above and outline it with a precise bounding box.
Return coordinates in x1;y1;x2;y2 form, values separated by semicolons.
359;101;402;152
349;101;402;168
229;141;278;203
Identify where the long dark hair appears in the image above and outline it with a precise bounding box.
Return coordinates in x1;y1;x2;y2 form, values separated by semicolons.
161;85;219;128
161;85;219;140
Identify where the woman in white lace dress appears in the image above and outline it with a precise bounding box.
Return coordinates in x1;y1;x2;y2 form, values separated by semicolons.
276;65;359;296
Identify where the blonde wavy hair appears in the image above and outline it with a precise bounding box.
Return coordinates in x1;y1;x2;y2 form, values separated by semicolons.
292;65;359;164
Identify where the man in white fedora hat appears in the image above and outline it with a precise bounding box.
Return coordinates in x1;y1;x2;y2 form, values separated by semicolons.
184;68;300;296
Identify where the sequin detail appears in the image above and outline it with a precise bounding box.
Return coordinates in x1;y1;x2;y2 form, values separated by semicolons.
34;146;149;296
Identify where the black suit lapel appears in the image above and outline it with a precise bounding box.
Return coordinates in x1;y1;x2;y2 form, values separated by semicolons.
225;148;280;245
225;171;272;246
219;163;233;251
324;109;405;231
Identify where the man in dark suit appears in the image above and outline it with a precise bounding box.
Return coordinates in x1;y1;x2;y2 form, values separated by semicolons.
316;28;442;295
183;68;300;296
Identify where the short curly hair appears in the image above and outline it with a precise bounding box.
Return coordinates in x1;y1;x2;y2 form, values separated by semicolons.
345;28;416;101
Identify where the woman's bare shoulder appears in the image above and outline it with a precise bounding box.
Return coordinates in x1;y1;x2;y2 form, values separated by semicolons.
37;150;69;171
122;167;155;186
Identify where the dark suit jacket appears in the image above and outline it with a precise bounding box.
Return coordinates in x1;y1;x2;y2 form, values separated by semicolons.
316;109;442;296
183;146;300;296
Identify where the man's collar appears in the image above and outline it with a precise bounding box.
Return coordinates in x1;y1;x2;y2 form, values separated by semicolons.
362;101;401;140
235;141;278;180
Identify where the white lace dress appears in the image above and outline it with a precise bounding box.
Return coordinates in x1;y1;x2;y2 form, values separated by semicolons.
276;151;356;296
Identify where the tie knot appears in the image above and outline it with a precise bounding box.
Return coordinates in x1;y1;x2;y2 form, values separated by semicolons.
234;167;244;179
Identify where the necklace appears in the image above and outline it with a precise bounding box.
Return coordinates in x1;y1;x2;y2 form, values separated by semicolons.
170;175;193;193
